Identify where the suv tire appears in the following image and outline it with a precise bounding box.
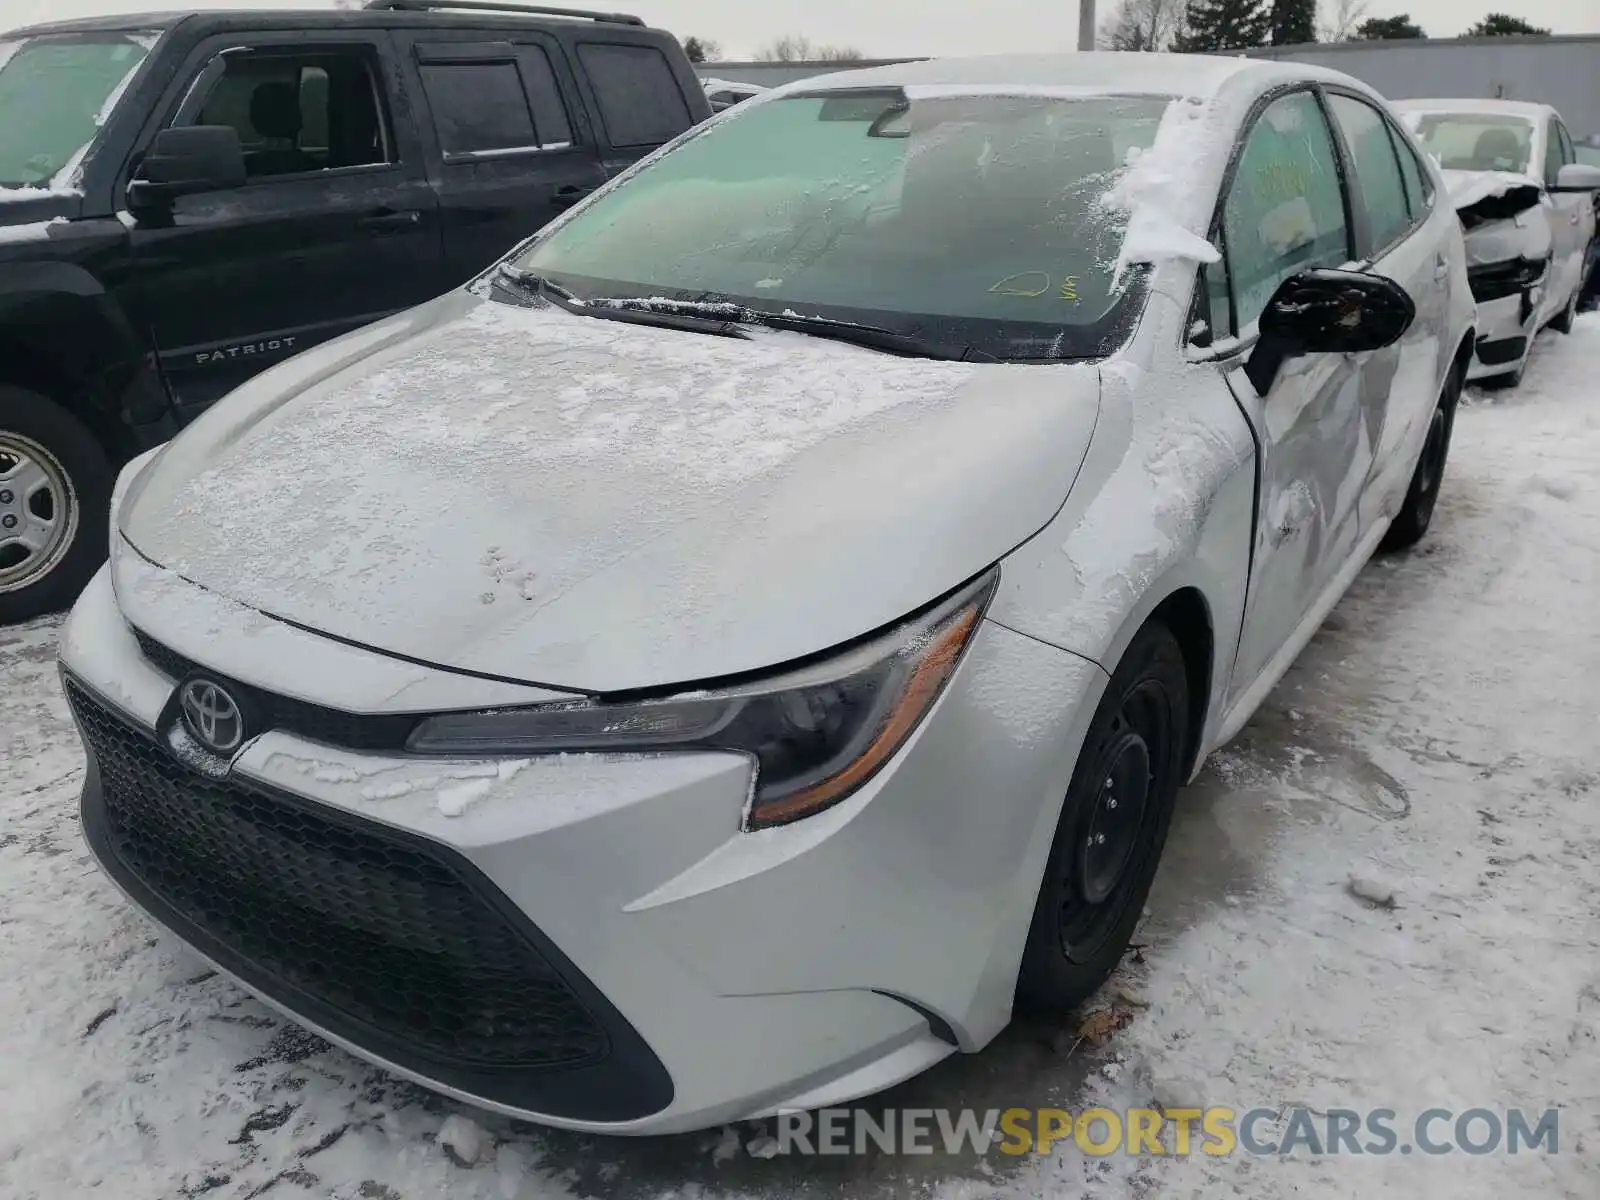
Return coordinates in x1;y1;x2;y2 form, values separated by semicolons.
0;386;112;624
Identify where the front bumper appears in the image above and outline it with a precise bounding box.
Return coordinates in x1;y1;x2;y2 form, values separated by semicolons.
1464;258;1544;382
61;562;1104;1134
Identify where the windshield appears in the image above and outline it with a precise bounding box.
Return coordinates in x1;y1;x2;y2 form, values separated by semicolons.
0;31;157;190
512;89;1173;361
1405;111;1535;175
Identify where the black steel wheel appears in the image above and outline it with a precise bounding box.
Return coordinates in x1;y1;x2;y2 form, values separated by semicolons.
1015;620;1189;1012
1381;362;1462;552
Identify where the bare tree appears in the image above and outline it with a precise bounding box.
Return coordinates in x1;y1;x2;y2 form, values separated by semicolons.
1098;0;1183;50
1317;0;1369;42
754;34;865;63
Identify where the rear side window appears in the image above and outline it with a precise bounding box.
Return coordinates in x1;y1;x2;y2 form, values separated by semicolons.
576;42;691;148
1221;91;1351;330
517;45;571;147
420;61;536;157
1388;122;1431;215
1544;119;1563;187
1327;94;1411;255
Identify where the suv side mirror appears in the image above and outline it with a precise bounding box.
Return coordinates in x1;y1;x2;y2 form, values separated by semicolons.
1553;162;1600;193
127;125;246;211
1245;267;1416;393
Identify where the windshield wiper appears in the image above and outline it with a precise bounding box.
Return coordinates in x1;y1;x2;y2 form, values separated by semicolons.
591;296;995;362
494;266;751;340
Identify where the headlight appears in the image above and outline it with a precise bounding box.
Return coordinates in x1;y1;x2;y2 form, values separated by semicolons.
408;568;999;829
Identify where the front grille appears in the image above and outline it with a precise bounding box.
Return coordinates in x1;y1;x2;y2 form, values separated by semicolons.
131;627;418;751
1476;335;1528;367
1467;256;1546;303
68;678;608;1072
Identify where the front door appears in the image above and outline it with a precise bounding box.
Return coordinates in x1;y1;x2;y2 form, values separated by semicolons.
1323;90;1446;527
409;35;609;284
1208;90;1369;704
1545;116;1592;311
124;33;445;417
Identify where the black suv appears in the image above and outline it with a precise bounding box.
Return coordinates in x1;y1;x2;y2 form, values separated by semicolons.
0;0;709;621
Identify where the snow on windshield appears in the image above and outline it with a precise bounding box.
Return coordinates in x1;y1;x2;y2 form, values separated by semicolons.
518;89;1176;361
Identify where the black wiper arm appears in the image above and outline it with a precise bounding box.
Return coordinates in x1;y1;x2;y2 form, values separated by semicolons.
755;310;997;363
493;266;750;340
582;296;994;362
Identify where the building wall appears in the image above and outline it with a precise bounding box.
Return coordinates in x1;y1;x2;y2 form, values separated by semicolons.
1245;36;1600;136
694;59;924;89
698;37;1600;136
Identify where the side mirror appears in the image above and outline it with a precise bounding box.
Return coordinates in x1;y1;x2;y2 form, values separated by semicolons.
1245;267;1416;393
127;125;246;212
1552;162;1600;193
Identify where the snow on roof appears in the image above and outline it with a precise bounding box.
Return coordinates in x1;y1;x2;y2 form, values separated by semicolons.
783;50;1366;104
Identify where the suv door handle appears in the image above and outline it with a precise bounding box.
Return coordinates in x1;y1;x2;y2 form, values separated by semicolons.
358;208;422;233
1433;253;1450;280
551;185;595;210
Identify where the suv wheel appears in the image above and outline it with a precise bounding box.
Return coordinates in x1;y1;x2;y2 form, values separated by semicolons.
0;386;112;624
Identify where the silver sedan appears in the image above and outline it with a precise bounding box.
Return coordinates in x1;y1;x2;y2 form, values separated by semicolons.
62;52;1474;1135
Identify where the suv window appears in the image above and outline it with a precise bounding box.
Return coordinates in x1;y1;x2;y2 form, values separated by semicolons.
191;48;390;178
1327;93;1411;255
421;60;537;157
576;42;691;147
418;46;571;159
1220;91;1351;331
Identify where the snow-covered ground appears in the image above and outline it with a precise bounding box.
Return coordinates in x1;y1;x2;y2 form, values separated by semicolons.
3;317;1598;1200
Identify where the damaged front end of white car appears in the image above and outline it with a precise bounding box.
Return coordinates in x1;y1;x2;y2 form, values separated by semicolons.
1442;170;1552;385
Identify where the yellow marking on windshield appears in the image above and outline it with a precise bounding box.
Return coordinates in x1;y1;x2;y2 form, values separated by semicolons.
990;271;1051;297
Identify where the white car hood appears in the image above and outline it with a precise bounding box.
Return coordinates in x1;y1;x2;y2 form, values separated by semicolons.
1439;167;1543;212
121;291;1102;693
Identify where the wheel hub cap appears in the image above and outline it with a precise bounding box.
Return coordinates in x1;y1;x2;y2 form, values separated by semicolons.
1078;734;1152;906
0;433;77;594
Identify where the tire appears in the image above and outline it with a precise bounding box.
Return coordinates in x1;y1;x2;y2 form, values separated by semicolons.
1015;620;1189;1013
0;386;112;624
1380;363;1462;553
1550;274;1583;335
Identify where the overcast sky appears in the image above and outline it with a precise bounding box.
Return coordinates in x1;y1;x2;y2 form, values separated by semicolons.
5;0;1596;58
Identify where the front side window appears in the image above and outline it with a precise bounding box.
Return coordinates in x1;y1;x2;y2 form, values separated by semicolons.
1221;91;1351;330
1406;111;1534;174
514;90;1172;361
0;30;156;189
1543;119;1563;187
189;47;391;179
1327;94;1412;255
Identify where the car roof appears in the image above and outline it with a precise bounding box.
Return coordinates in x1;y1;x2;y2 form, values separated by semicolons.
784;51;1361;103
1392;98;1554;121
6;6;664;39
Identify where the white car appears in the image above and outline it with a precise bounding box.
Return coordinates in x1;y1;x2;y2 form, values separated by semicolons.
700;76;766;112
62;53;1474;1135
1397;99;1600;385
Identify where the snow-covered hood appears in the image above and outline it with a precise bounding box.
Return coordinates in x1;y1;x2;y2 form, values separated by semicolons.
119;291;1101;693
1439;168;1544;215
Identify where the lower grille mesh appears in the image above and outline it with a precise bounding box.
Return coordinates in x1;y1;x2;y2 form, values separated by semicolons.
67;679;609;1071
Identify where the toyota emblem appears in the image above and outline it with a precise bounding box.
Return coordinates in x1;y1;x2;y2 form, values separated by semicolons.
179;678;246;755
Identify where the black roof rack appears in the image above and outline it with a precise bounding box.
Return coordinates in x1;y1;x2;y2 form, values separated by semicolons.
363;0;645;25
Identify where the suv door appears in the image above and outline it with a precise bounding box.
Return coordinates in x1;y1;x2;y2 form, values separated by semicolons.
1203;89;1366;705
123;32;445;416
1323;90;1446;529
410;35;608;283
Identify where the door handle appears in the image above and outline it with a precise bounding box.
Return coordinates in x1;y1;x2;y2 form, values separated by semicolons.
358;208;422;233
1433;254;1450;280
551;185;595;210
